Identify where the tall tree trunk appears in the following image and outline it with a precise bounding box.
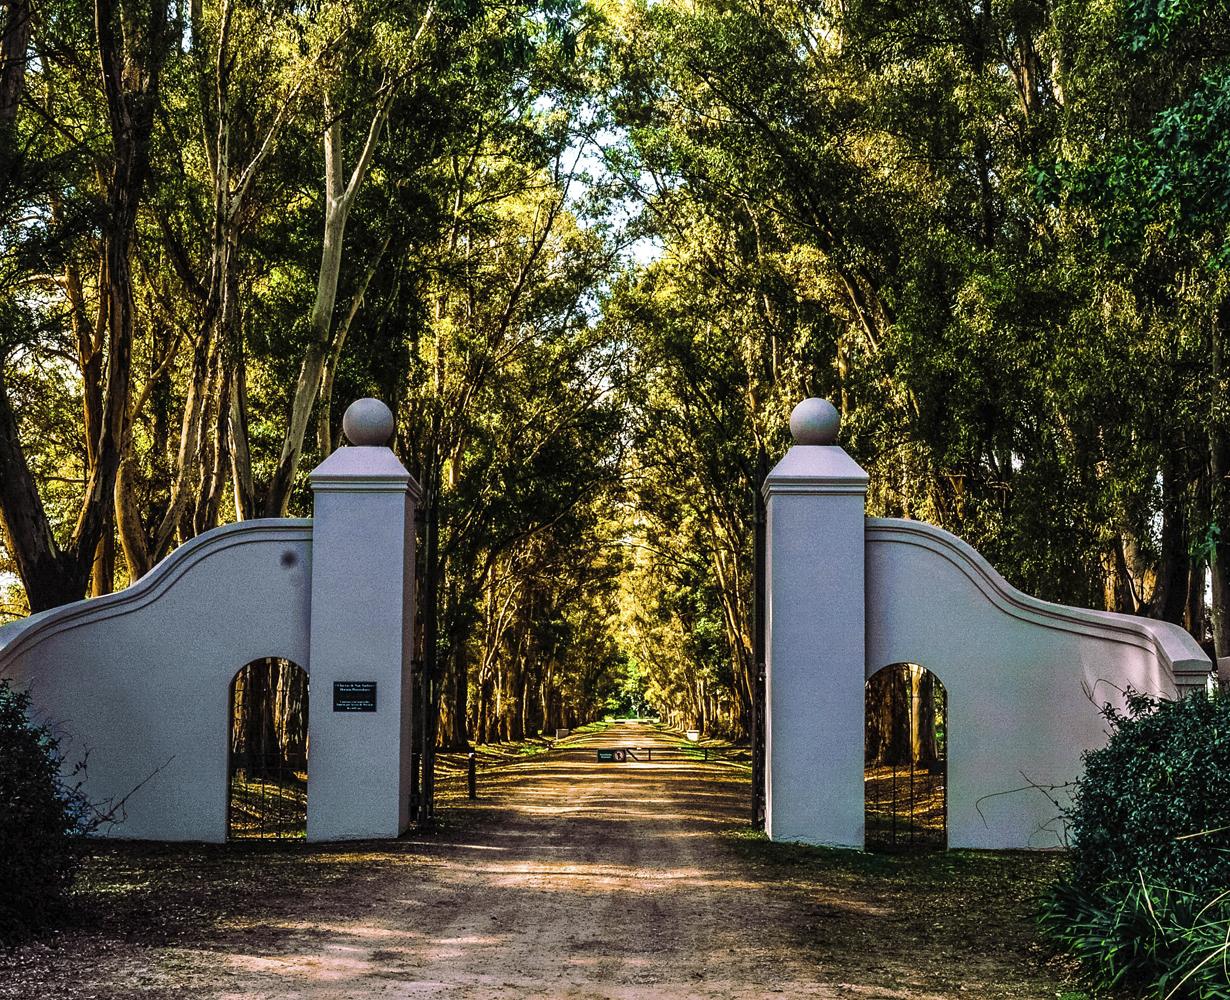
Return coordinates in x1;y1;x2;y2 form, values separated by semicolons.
90;531;115;596
120;0;299;565
0;0;31;128
241;659;281;777
0;1;82;610
918;670;939;767
1210;305;1230;659
150;334;213;563
1185;556;1205;638
65;257;106;474
0;372;87;609
1156;451;1190;625
475;674;490;744
450;645;468;747
264;87;397;516
230;357;256;519
886;666;912;764
116;450;153;579
0;0;167;611
518;672;530;740
317;235;389;453
88;0;167;581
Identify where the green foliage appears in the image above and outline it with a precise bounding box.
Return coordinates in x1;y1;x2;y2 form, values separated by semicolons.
1042;690;1230;997
586;0;1230;730
0;680;89;943
4;0;1230;759
1125;0;1230;49
1066;690;1230;896
1042;879;1230;998
1055;0;1230;259
604;656;649;717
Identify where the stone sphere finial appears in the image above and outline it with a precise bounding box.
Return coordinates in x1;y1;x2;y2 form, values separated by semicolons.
342;398;395;447
789;397;840;445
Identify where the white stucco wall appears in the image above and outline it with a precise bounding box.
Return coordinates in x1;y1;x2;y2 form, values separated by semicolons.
763;400;1215;852
306;445;419;840
0;399;420;844
0;520;313;842
764;445;869;848
865;517;1212;849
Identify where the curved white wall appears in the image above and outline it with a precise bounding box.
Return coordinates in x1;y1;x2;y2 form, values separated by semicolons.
0;520;313;842
866;517;1210;849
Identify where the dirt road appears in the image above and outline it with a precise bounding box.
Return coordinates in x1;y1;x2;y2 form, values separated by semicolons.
212;721;830;999
8;721;1070;999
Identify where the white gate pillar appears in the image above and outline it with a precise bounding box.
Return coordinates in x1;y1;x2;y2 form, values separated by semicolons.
765;398;868;847
307;399;420;841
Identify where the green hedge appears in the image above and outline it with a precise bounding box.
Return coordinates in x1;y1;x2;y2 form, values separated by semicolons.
1041;688;1230;998
0;679;89;943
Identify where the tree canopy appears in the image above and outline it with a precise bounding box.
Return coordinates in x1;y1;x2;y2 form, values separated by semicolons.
1;0;1226;742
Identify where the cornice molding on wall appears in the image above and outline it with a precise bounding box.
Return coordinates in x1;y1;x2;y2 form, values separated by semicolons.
866;517;1211;681
0;519;313;670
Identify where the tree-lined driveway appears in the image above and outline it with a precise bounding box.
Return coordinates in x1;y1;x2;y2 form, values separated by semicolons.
6;722;1070;999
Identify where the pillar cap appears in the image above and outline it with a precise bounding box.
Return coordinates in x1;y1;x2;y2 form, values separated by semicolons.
310;398;421;499
764;397;868;497
790;398;840;445
343;398;395;446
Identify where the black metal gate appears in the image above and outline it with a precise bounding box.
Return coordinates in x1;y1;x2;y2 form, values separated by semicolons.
864;663;947;852
227;659;309;840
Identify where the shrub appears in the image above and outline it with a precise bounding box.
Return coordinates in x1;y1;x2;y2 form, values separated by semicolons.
1065;689;1230;897
1042;688;1230;998
0;679;89;943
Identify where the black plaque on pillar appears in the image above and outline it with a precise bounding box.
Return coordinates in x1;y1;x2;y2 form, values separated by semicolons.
333;681;377;712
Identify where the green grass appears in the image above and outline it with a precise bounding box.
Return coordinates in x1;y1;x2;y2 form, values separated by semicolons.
436;720;618;782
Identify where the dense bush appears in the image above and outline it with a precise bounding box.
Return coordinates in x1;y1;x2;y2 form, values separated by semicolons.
0;679;89;943
1066;689;1230;896
1042;689;1230;998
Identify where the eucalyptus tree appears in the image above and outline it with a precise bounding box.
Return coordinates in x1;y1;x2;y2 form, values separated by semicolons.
471;503;626;743
1043;0;1230;647
591;0;1230;729
0;0;172;611
5;0;1228;753
110;0;319;580
601;226;817;735
402;160;628;745
262;0;443;517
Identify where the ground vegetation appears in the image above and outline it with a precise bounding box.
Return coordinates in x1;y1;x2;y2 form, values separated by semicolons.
0;679;88;942
1042;689;1230;998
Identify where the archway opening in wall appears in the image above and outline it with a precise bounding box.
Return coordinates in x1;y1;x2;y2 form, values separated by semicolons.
228;659;309;840
865;663;947;852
